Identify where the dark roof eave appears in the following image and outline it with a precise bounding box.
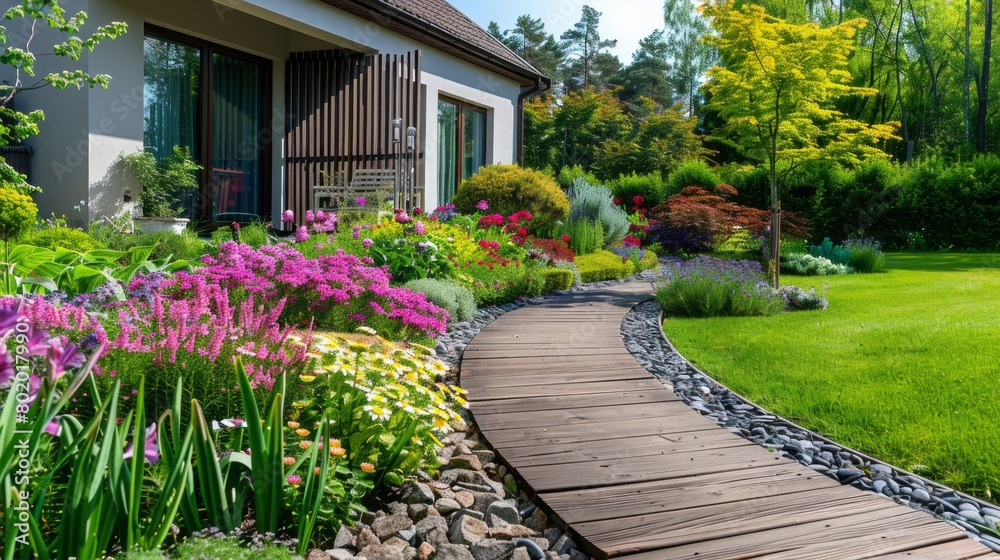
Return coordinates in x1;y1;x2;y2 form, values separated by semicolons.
320;0;547;87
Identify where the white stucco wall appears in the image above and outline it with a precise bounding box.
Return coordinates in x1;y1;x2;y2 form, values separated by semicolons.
11;0;523;223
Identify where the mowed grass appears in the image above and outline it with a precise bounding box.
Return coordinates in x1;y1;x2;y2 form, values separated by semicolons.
662;253;1000;499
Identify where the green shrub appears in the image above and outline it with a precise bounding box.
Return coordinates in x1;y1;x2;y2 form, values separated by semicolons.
453;164;569;234
90;222;208;262
562;218;604;256
576;249;635;283
22;226;104;252
608;173;668;207
0;186;38;242
810;237;851;265
557;164;599;189
553;260;582;288
405;278;477;322
780;285;829;311
716;230;762;253
170;536;293;559
540;267;575;292
568;178;630;245
656;256;785;317
846;240;887;273
665;159;721;197
637;249;659;272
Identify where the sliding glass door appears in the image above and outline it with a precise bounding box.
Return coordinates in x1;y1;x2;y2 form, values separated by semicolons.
437;96;487;206
144;27;270;224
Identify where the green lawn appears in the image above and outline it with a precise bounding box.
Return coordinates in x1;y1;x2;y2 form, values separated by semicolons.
663;253;1000;499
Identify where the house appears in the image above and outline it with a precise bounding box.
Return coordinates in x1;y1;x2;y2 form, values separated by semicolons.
9;0;548;227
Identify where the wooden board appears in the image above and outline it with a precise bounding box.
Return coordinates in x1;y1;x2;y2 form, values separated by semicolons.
459;283;991;560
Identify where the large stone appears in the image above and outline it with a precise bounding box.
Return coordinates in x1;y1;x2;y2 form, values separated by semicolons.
372;514;414;541
416;542;436;560
470;539;516;560
523;508;546;532
448;515;489;546
357;527;381;551
471;449;496;465
470;490;504;513
307;550;331;560
438;469;504;495
408;503;431;522
485;500;520;528
551;534;576;555
569;550;589;560
325;549;354;560
454;491;476;509
448;454;483;472
359;543;405;560
334;525;356;549
488;525;541;539
434;544;476;560
435;498;462;515
403;482;436;505
415;516;450;547
511;549;532;560
383;536;410;552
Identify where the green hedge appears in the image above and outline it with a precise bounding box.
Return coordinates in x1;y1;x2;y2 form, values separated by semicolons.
576;250;636;283
539;267;575;292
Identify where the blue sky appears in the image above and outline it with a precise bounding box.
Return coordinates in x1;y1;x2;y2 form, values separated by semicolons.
448;0;666;63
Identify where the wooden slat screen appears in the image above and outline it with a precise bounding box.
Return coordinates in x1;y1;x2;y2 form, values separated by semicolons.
286;49;422;221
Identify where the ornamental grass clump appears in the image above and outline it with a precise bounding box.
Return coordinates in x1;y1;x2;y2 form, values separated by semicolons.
656;256;785;317
844;238;887;273
196;241;448;340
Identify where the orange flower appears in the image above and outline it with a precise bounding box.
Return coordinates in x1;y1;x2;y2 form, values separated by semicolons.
329;447;347;457
360;462;375;473
296;428;310;437
287;421;300;429
299;440;312;450
283;456;295;466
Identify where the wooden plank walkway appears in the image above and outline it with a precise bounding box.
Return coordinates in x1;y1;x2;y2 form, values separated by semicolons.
460;283;994;559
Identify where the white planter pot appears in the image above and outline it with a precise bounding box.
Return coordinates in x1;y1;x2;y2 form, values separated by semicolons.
133;217;190;235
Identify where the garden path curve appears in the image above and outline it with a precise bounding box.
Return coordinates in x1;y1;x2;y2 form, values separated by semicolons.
459;282;993;559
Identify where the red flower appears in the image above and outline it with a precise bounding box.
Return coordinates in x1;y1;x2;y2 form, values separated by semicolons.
633;195;645;206
613;197;621;205
517;227;528;238
561;235;571;243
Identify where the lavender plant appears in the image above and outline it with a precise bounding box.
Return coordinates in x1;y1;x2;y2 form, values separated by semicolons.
656;256;785;317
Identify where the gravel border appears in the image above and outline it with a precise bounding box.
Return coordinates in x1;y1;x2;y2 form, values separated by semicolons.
439;271;1000;555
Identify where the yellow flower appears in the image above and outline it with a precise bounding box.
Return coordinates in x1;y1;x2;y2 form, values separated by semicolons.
296;428;311;437
329;438;342;448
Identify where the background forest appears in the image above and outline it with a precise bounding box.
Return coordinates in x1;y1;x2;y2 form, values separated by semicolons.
490;0;1000;251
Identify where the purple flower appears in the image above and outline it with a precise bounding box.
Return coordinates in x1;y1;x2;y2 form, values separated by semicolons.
295;226;310;243
280;209;295;223
362;238;374;249
414;220;426;235
355;196;367;207
305;210;315;224
123;422;159;464
352;226;361;240
476;200;489;212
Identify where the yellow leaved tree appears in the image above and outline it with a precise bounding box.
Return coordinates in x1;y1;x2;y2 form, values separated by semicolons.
701;1;899;287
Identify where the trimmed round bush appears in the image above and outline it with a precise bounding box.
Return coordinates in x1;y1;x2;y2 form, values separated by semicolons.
0;187;38;241
22;226;104;252
539;267;575;292
453;164;569;234
665;159;721;197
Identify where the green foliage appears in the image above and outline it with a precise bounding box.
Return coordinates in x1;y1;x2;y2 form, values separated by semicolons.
575;249;636;282
370;236;454;284
556;164;599;189
607;173;667;207
567;178;629;246
121;146;201;218
779;285;829;311
90;222;208;262
810;237;851;266
562;218;604;256
656;259;785;317
405;278;477;323
452;164;569;234
158;536;293;559
22;226;103;252
847;245;887;273
716;230;762;254
0;186;38;241
539;267;575;292
665;159;721;197
552;89;632;170
552;260;582;288
593;101;704;181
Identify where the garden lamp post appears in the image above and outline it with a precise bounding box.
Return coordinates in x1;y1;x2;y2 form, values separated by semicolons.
392;118;403;209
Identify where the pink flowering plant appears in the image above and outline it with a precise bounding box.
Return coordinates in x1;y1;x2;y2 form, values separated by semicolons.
195;242;447;341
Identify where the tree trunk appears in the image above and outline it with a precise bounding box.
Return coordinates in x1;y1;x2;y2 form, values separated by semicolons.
978;0;993;152
965;0;972;145
770;145;780;289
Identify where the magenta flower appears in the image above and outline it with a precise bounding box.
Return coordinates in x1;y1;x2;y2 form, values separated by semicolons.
281;209;295;223
352;226;361;240
362;238;374;249
305;210;315;224
295;226;310;243
476;200;489;211
355;196;367;207
413;220;426;235
287;474;302;486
